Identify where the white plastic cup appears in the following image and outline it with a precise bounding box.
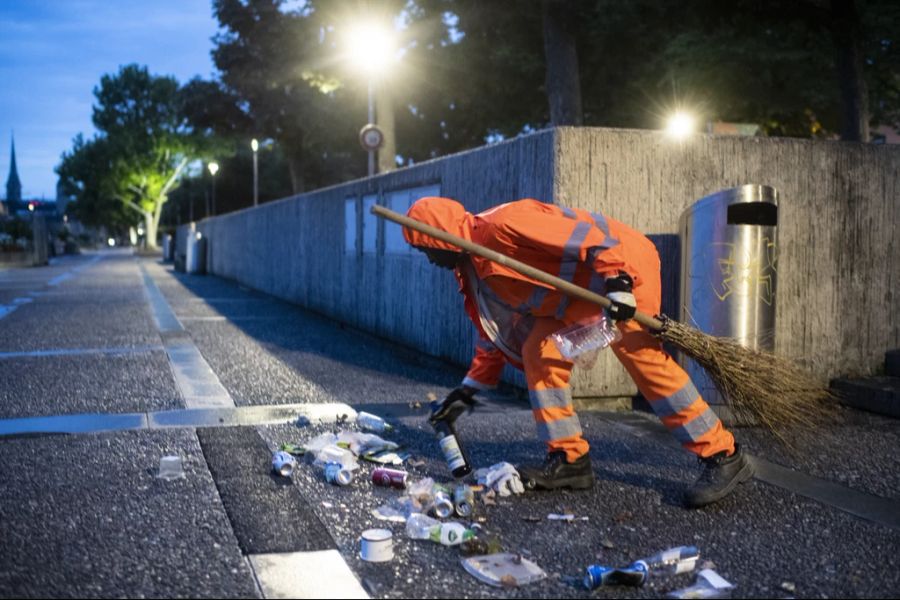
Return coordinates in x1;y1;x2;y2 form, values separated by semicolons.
158;455;185;480
360;529;394;562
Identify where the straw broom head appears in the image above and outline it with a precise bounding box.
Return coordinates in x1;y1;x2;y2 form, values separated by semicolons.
658;316;839;442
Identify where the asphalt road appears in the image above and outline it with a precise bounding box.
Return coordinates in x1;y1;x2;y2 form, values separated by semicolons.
0;251;897;598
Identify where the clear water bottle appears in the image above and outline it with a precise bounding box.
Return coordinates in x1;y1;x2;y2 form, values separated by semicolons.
429;401;473;478
405;514;475;546
406;513;441;540
357;411;393;433
550;316;622;361
635;546;700;576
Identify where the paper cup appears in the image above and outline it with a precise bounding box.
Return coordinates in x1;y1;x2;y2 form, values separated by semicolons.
360;529;393;562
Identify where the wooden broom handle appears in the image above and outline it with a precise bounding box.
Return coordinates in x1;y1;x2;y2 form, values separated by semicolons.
371;204;665;331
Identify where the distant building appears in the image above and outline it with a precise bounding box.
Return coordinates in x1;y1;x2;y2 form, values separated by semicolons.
4;135;23;213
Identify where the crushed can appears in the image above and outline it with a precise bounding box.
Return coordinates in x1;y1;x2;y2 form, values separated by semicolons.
372;467;408;489
272;451;296;477
432;485;454;519
584;562;648;589
324;462;353;486
453;484;475;517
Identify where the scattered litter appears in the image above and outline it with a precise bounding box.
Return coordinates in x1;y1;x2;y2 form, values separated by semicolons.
279;442;306;456
473;462;524;496
406;513;476;546
407;457;426;468
461;553;547;588
371;467;408;489
295;415;311;427
453;484;475;517
521;515;542;523
547;513;589;521
601;539;615;549
271;451;296;477
584;563;648;589
426;392;437;402
780;582;796;594
640;546;700;576
312;444;358;471
614;511;634;523
409;400;422;410
336;431;399;457
361;449;410;465
336;413;350;426
461;536;504;556
482;489;498;506
324;462;354;486
407;477;435;502
157;455;185;480
356;411;394;433
321;501;333;508
359;528;393;562
666;569;734;599
432;484;454;518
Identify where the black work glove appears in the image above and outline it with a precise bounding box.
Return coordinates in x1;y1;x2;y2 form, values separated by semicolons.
429;387;479;426
604;272;636;321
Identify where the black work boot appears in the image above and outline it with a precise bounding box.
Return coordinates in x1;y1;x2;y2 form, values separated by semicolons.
519;451;594;491
684;444;754;508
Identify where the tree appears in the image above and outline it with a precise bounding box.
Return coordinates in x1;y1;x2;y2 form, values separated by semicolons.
57;65;208;247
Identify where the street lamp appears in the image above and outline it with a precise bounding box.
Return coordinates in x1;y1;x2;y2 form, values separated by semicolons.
345;22;396;177
251;139;259;207
208;161;219;216
666;112;696;140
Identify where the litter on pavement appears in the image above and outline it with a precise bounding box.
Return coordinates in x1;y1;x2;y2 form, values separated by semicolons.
461;553;547;588
157;455;185;480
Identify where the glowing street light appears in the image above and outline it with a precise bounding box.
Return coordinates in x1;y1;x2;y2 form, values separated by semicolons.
208;161;219;216
345;22;396;177
666;112;696;140
251;139;259;207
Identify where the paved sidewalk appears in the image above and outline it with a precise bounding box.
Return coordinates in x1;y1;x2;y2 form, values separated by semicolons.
0;252;897;598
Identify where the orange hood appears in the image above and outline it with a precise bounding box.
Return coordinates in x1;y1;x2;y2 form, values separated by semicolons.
403;196;474;251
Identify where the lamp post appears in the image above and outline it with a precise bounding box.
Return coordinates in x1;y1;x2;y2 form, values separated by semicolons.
346;22;396;177
208;161;219;216
251;139;259;207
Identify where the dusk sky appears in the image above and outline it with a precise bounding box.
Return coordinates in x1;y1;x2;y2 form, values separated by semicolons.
0;1;220;200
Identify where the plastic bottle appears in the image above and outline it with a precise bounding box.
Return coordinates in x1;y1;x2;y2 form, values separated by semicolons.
550;316;622;360
429;400;473;478
635;546;700;576
357;411;393;433
405;514;475;546
584;562;648;589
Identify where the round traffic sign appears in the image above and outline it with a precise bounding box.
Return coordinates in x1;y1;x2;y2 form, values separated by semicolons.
359;124;385;151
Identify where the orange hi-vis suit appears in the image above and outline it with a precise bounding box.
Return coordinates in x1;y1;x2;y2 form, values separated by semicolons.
404;197;735;463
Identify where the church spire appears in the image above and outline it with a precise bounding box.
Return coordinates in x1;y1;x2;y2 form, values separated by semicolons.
6;134;22;208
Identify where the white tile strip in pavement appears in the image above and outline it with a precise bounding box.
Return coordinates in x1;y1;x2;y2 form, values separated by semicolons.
249;551;369;599
0;403;358;436
138;261;235;409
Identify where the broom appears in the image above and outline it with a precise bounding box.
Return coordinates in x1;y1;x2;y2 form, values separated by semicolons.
372;204;837;440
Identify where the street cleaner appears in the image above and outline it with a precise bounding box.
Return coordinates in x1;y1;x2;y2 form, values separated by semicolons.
403;196;753;508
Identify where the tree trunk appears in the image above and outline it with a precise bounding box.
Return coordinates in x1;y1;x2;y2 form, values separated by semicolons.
542;0;583;126
282;131;306;194
145;211;157;250
830;0;869;142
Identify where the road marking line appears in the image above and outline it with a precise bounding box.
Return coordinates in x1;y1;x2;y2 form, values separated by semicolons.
0;345;164;360
248;551;369;599
47;272;74;286
138;261;235;409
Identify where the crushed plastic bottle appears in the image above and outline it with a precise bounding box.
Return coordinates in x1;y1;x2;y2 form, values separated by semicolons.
405;513;475;546
550;316;621;365
635;546;700;577
356;411;394;433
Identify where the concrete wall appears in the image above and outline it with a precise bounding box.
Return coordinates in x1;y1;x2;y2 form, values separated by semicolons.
179;127;899;398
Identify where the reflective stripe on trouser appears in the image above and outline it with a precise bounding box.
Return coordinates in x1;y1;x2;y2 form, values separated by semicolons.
611;319;735;458
522;317;589;463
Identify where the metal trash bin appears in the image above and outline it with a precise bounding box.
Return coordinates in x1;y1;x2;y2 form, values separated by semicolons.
678;184;779;408
185;232;207;275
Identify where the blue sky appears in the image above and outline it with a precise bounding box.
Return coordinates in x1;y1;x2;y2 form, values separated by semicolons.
0;0;219;200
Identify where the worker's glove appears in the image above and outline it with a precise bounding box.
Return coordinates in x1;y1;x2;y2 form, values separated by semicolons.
604;272;636;321
429;387;478;426
474;462;525;497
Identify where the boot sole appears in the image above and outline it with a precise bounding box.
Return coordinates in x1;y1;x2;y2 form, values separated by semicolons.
684;459;754;508
524;474;595;491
